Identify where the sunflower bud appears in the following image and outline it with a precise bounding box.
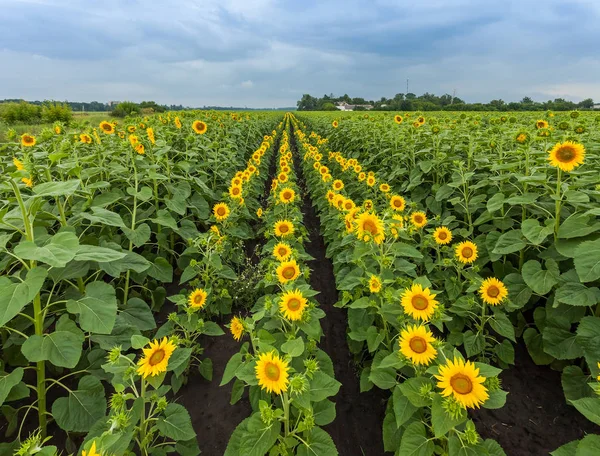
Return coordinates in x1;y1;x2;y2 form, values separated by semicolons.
110;391;127;411
419;382;433;398
108;411;130;433
299;411;315;432
156;396;168;413
442;396;467;419
289;374;309;395
464;420;480;445
108;346;122;364
303;358;319;378
484;376;501;392
259;400;276;425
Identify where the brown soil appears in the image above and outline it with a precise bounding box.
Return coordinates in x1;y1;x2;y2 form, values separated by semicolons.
472;342;599;456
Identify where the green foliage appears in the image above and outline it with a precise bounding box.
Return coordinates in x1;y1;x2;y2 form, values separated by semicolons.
111;100;141;117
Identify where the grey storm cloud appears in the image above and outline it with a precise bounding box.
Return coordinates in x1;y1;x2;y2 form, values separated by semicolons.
0;0;598;107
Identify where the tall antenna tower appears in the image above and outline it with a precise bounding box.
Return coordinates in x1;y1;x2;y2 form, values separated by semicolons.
450;89;456;105
406;79;409;95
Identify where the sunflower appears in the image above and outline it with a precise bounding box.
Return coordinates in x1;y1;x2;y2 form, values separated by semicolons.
276;260;300;284
174;117;182;129
366;176;376;187
278;172;289;183
279;289;307;321
379;183;390;193
213;202;230;222
257;207;263;218
21;177;33;188
356;212;385;244
273;242;292;262
255;352;289;394
135;143;145;155
332;120;339;128
192;120;208;134
369;275;382;293
274;220;294;238
433;227;452;245
326;190;336;204
137;338;176;378
54;125;61;134
401;283;439;321
127;125;136;133
399;325;438;366
535;119;549;129
410;211;427;229
20;134;36;147
188;288;208;309
390;195;406;212
342;199;356;212
13;157;24;170
344;214;355;233
547;141;585;172
147;127;155;145
515;132;528;144
417;116;426;125
332;179;344;191
99;121;115;134
435;357;489;409
230;316;244;341
358;172;366;181
229;185;243;199
279;187;296;204
364;200;374;211
128;134;138;146
394;114;403;124
82;441;101;456
479;277;508;305
455;241;478;264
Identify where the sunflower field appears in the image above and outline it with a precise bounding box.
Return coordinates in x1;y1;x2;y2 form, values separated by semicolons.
0;109;599;456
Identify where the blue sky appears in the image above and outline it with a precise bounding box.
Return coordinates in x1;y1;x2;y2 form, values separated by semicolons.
1;0;598;107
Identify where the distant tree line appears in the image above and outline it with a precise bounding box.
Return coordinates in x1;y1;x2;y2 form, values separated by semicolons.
297;93;596;111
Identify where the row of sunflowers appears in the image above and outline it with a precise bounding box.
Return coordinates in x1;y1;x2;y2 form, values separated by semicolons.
0;111;281;455
297;110;600;454
293;112;509;455
221;114;341;456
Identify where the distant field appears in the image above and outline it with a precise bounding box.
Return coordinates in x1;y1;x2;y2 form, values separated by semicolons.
0;111;118;142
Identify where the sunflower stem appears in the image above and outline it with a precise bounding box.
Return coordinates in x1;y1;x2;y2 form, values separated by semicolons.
11;179;47;438
282;391;290;437
140;378;148;456
554;169;562;240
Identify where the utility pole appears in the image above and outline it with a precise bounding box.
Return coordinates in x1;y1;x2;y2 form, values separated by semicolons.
406;79;409;95
451;89;456;105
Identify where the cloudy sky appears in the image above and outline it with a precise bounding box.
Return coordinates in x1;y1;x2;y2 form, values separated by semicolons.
1;0;598;107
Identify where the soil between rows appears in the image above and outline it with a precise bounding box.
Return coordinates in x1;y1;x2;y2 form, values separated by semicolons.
472;342;599;456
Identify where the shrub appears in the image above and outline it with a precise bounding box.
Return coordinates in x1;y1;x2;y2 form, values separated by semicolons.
111;101;141;117
41;101;72;123
0;101;42;124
